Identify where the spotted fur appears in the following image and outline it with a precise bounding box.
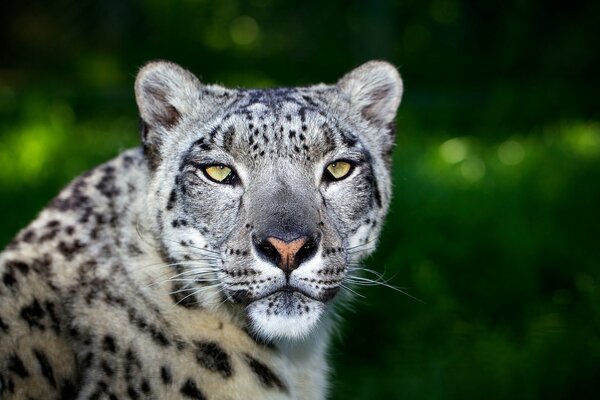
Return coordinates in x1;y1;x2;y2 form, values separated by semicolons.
0;60;402;399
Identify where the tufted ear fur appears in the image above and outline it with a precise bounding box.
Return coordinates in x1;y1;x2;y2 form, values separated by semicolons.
338;61;403;128
135;61;203;168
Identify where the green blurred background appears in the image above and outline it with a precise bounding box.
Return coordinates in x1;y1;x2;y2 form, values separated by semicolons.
1;0;599;398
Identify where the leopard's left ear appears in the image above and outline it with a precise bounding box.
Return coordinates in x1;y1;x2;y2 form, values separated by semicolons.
338;60;403;128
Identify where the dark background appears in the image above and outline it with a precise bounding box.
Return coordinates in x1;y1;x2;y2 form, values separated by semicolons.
1;0;599;398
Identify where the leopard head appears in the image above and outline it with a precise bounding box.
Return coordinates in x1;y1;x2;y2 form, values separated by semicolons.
135;60;402;340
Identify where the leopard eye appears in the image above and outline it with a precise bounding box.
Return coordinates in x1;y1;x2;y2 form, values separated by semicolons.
325;161;353;181
203;165;235;183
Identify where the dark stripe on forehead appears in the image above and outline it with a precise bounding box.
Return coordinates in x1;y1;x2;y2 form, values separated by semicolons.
221;126;236;152
334;121;359;147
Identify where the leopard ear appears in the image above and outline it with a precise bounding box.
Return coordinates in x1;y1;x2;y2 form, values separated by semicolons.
135;61;201;130
338;60;403;127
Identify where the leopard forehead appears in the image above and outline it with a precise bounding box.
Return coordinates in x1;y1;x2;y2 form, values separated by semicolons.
176;88;360;167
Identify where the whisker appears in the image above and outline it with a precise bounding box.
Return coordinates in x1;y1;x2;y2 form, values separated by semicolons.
339;283;366;298
168;282;222;296
347;247;376;255
344;274;424;303
134;222;160;250
346;238;378;251
145;267;219;288
163;238;222;256
139;259;217;272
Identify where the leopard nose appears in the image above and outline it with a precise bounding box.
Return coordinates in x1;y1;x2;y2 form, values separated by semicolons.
254;235;319;274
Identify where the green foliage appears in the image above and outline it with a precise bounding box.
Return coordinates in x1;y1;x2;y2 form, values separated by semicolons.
1;0;599;398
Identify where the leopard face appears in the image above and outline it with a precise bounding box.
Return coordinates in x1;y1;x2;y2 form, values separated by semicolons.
135;61;402;340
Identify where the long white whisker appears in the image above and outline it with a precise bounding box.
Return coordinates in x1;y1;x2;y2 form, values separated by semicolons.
339;283;366;298
163;238;222;256
145;268;219;288
344;275;424;303
346;238;378;251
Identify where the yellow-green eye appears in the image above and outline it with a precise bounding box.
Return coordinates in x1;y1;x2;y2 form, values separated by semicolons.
325;161;353;181
203;165;234;183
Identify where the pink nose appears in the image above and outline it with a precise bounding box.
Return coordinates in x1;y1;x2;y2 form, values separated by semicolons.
264;236;308;273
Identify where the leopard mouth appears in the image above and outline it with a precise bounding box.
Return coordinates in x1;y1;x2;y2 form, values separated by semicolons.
229;282;340;306
257;284;339;303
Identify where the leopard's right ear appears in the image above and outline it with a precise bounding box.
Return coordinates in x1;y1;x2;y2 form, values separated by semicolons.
135;61;233;168
135;61;201;168
135;61;201;131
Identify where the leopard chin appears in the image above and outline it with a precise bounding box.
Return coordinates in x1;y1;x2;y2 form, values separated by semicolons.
246;291;326;341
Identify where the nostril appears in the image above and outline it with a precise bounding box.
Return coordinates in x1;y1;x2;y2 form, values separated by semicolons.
295;235;319;265
254;239;280;265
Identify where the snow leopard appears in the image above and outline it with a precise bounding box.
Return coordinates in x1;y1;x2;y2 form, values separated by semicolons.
0;60;403;399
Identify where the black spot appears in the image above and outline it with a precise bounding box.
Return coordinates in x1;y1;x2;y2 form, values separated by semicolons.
96;170;120;198
2;260;31;288
180;379;206;399
244;354;288;392
33;349;56;387
20;299;46;330
7;260;29;275
2;272;16;287
194;342;232;378
101;360;115;376
46;220;60;228
22;229;36;243
150;328;170;347
160;365;172;385
59;379;77;399
166;189;177;210
127;385;139;399
301;96;318;108
127;243;143;256
81;351;94;369
141;379;151;394
230;289;252;305
103;335;118;353
57;240;86;260
37;228;59;242
43;301;61;334
0;316;9;332
5;376;15;394
7;354;29;378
